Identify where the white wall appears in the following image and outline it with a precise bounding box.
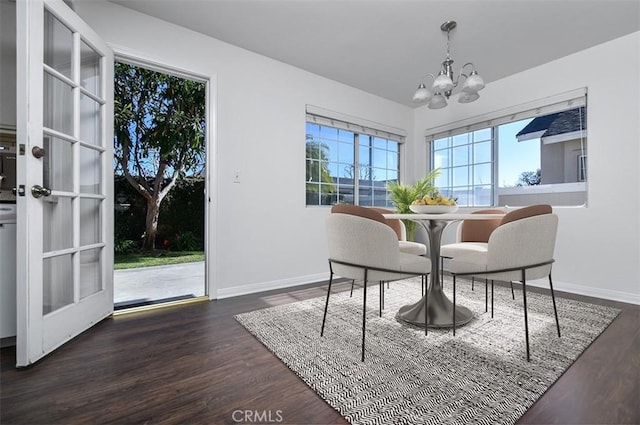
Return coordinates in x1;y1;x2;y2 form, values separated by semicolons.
413;32;640;304
73;1;415;298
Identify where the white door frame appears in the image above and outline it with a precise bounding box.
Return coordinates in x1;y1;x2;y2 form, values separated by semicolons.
112;47;215;300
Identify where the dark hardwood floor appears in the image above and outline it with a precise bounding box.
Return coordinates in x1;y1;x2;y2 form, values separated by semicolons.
1;280;638;424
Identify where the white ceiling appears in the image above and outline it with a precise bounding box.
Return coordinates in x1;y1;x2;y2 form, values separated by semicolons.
107;0;640;107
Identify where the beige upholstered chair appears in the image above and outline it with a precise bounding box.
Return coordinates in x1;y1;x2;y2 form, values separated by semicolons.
449;213;561;362
331;205;429;297
442;205;552;300
322;212;432;361
331;205;427;256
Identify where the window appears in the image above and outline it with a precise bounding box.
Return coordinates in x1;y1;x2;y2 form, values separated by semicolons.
432;128;493;206
305;108;403;206
427;89;587;207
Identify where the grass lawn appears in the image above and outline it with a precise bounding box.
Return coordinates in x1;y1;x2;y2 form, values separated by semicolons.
114;251;205;270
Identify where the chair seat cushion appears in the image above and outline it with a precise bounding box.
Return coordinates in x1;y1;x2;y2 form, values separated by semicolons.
449;251;488;275
440;242;488;259
399;241;427;256
366;252;431;282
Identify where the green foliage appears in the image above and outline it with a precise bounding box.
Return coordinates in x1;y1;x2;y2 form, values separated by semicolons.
170;231;200;252
386;169;441;239
114;62;206;249
115;239;137;255
306;137;340;205
114;176;205;250
306;139;336;190
114;251;205;270
114;63;207;179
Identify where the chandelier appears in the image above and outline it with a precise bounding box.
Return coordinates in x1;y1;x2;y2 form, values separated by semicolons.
412;21;485;109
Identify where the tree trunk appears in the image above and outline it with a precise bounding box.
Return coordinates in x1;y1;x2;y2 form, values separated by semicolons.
142;197;161;250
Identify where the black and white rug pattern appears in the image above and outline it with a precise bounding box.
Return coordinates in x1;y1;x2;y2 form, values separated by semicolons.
235;278;620;425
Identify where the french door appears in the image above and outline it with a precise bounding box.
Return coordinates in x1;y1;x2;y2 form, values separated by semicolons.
16;0;114;367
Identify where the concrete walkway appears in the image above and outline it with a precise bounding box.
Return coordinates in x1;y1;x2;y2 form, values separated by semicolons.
114;261;205;308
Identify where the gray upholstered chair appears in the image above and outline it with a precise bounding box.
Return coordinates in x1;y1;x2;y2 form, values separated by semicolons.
449;212;561;362
322;212;432;361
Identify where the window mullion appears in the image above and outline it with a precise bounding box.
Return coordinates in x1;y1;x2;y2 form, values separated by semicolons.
492;126;498;206
353;133;359;205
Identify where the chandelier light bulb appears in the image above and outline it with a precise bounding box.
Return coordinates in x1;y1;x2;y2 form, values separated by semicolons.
428;93;448;109
433;72;454;92
462;71;485;93
413;83;432;103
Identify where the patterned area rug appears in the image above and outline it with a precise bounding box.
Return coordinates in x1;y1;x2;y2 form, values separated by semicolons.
235;278;619;425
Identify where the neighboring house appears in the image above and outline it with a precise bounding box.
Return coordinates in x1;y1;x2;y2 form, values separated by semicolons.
516;107;587;184
497;107;588;207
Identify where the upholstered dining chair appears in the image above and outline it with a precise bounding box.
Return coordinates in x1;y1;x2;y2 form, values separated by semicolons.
442;205;553;302
331;205;427;256
448;212;561;362
331;205;428;298
322;212;431;361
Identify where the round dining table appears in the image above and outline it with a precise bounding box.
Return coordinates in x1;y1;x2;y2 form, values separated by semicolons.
383;212;505;328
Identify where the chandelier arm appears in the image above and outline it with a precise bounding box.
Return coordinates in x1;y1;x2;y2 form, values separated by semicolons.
454;62;477;86
420;73;437;83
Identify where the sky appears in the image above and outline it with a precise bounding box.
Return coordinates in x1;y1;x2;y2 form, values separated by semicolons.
498;118;539;187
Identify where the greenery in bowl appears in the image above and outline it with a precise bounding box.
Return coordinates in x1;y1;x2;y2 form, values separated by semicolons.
387;169;440;240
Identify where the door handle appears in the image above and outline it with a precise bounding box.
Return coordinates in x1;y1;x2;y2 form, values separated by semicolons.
31;185;52;198
32;146;46;159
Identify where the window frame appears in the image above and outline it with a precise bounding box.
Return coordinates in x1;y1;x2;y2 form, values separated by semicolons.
305;107;405;207
426;88;588;207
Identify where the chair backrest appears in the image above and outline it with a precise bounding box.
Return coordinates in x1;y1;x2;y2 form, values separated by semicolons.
331;204;404;241
369;207;406;241
326;213;401;280
459;209;505;242
500;204;552;226
487;213;558;281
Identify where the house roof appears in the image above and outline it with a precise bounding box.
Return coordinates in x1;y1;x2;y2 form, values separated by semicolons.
516;107;586;141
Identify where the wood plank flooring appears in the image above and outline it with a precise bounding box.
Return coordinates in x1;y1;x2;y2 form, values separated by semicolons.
1;280;638;424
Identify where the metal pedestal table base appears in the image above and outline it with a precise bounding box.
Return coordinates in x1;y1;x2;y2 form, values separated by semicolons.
396;217;473;328
396;288;473;328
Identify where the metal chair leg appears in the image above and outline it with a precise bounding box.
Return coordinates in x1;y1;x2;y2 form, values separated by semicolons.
321;267;334;337
350;279;355;297
491;280;494;318
521;269;530;362
485;278;488;312
361;270;368;362
453;274;457;336
424;274;428;336
510;281;515;300
472;277;475;291
549;274;561;338
379;281;384;316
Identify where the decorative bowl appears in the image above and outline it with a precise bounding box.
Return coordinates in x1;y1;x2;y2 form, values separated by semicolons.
409;204;459;214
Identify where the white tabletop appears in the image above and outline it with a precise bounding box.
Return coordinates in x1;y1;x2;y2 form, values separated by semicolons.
383;213;504;221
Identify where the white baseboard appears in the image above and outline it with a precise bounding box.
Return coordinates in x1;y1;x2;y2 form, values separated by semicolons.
216;273;639;306
216;272;330;299
524;278;640;305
